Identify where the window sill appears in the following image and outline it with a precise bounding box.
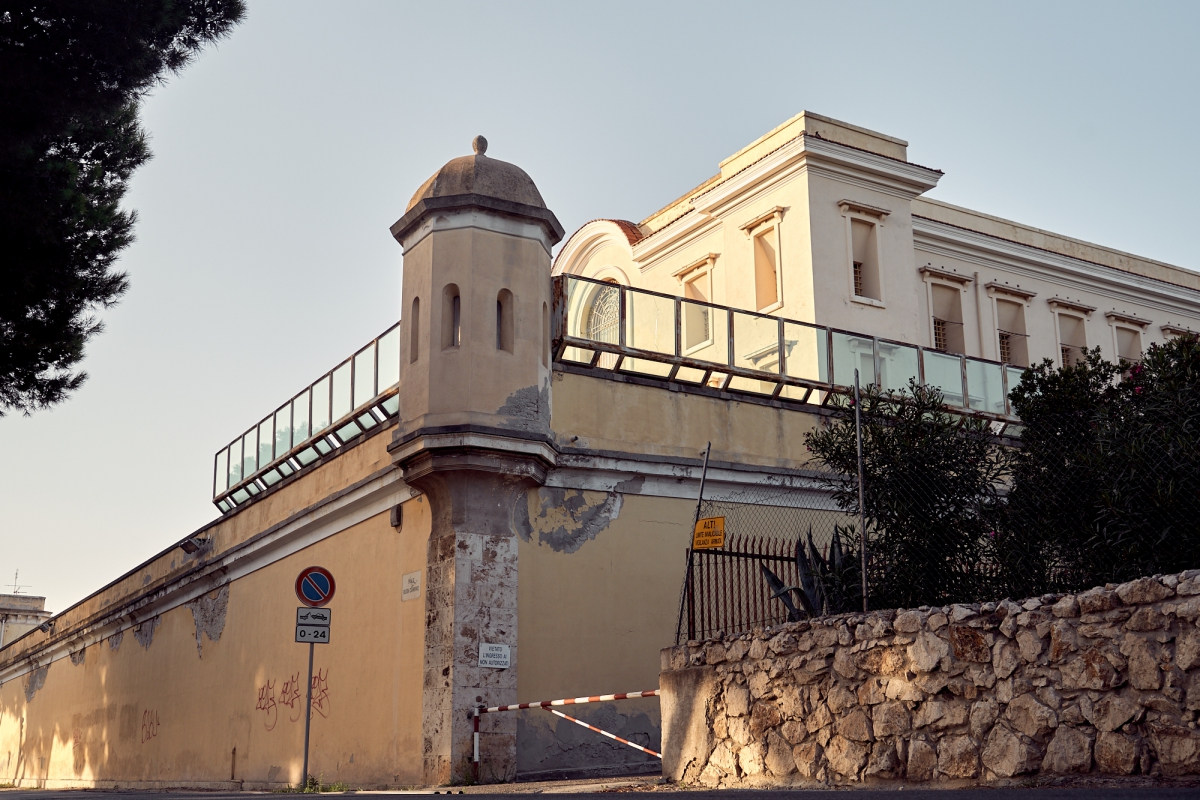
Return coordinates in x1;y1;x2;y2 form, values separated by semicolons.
850;295;885;308
757;301;784;315
682;340;716;357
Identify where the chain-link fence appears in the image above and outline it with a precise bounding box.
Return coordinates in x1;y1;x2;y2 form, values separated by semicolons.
676;364;1200;644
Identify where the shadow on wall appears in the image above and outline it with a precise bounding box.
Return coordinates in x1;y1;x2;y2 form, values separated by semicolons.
515;699;662;781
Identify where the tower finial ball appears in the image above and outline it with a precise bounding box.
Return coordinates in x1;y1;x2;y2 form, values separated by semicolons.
472;135;488;156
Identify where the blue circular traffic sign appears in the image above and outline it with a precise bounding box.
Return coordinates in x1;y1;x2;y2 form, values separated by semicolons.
296;566;336;608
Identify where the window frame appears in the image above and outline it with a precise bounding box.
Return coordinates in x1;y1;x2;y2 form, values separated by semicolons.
985;282;1036;367
839;200;890;308
740;208;785;314
674;254;717;356
921;267;972;355
1105;311;1150;365
1048;298;1095;368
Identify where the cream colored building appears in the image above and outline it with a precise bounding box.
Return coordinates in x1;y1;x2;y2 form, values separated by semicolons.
2;114;1198;790
0;596;52;650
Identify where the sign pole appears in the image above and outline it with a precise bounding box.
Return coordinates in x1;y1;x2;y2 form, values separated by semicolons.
301;640;314;785
854;369;868;613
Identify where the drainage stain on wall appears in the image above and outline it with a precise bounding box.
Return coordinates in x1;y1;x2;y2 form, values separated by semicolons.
108;630;123;651
69;647;86;666
132;617;159;649
24;666;48;702
518;487;624;554
188;585;230;659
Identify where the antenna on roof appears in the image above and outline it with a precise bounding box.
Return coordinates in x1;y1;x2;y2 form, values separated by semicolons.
9;570;29;594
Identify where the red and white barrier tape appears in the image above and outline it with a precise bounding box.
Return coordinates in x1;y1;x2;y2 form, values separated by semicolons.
471;690;661;779
479;690;659;714
545;708;661;758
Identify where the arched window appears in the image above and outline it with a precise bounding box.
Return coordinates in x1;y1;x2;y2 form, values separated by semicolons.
586;279;621;368
409;297;420;364
442;284;461;349
496;289;514;353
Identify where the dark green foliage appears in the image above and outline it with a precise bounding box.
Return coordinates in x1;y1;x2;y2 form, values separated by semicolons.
805;380;1008;608
0;1;245;415
1004;336;1200;590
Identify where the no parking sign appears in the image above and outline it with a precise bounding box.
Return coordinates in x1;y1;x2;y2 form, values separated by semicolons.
295;566;336;608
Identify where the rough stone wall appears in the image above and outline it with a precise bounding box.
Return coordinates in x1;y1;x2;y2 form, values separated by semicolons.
660;570;1200;787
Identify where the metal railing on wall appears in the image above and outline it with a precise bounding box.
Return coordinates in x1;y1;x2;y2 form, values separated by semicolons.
552;274;1025;430
211;323;401;513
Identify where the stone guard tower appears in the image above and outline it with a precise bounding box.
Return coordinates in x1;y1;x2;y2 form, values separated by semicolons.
388;137;564;784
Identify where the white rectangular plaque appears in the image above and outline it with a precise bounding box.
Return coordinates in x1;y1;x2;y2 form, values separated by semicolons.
478;642;511;669
402;571;421;602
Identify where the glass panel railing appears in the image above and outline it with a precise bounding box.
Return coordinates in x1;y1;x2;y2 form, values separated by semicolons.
783;322;828;384
213;322;401;504
378;327;400;390
967;358;1006;415
214;449;228;497
1006;366;1025;415
354;343;376;408
258;418;273;466
241;428;258;477
274;404;292;458
924;350;965;407
682;300;726;365
312;376;331;434
831;331;874;388
625;289;675;355
878;341;920;395
733;312;779;374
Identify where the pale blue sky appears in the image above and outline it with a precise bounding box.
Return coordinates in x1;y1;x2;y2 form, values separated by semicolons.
4;0;1198;612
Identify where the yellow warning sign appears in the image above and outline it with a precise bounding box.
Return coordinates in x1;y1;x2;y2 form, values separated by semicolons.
692;517;726;550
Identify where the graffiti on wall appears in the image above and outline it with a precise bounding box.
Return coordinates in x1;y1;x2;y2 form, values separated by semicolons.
256;680;278;731
255;668;331;729
140;709;159;743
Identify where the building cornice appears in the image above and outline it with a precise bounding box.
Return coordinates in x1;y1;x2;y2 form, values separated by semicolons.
985;281;1037;301
920;265;973;285
1047;297;1097;316
913;216;1200;318
1105;310;1152;327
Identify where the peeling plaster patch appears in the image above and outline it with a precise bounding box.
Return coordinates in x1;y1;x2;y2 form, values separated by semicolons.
519;487;623;553
496;381;550;431
142;573;151;586
25;666;48;702
189;586;229;658
267;766;282;783
69;647;86;666
109;630;123;651
133;617;160;649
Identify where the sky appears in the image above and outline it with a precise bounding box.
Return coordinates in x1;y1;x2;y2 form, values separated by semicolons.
3;0;1199;613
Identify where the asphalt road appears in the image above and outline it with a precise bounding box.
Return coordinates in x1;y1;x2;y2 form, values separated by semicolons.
3;788;1200;800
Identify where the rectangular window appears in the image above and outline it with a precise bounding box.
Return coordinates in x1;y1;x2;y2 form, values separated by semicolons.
1116;326;1141;364
850;219;880;300
753;228;780;311
931;284;965;354
1058;314;1086;367
682;270;713;352
995;298;1029;366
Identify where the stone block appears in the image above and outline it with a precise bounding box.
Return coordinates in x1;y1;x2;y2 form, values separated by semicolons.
1176;627;1200;671
835;707;874;742
894;610;923;633
938;734;980;778
1052;595;1080;618
873;701;911;737
906;738;937;781
865;740;902;778
725;683;750;717
1095;731;1139;775
993;639;1020;679
982;724;1041;777
1148;721;1200;776
1116;577;1174;605
1079;587;1121;614
1006;693;1058;738
1049;620;1077;662
1119;635;1164;691
1125;607;1166;631
909;631;950;673
749;701;782;738
1041;725;1092;773
764;730;796;777
949;625;990;662
738;741;765;776
855;644;907;676
1092;694;1140;732
825;735;868;778
1017;629;1045;663
970;697;999;740
792;741;822;778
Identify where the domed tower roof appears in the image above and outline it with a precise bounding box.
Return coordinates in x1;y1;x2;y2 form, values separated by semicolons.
406;136;546;211
392;136;563;247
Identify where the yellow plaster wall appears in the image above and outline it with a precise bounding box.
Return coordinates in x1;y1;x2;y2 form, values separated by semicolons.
0;489;431;789
550;372;820;471
1;429;398;669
